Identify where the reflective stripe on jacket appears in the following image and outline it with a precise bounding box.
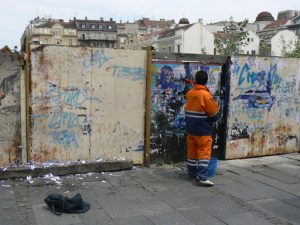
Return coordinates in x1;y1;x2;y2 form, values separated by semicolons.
185;84;219;136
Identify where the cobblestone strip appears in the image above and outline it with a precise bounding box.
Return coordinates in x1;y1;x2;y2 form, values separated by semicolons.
210;187;294;225
14;182;37;225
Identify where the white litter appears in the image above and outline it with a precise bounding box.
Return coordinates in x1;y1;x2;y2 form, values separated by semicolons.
43;173;62;185
1;184;11;188
26;176;34;184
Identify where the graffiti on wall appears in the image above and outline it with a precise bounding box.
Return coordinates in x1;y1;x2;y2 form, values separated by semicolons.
227;56;300;158
31;83;99;149
151;62;223;162
0;52;21;166
30;46;147;164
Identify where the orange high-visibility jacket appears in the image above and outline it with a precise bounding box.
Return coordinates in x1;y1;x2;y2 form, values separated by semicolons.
185;84;219;136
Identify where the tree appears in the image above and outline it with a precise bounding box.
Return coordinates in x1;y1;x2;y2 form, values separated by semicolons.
283;35;300;58
215;17;249;56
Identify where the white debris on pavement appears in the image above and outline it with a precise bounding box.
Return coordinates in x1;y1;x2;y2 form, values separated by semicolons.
109;173;120;177
117;157;126;161
1;184;11;188
43;173;62;185
26;176;34;184
30;165;35;171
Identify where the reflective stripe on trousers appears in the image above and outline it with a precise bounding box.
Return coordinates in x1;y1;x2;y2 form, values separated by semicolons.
187;135;212;181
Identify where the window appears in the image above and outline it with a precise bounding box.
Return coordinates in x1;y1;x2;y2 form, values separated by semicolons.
247;38;250;42
43;28;48;34
82;34;85;39
53;29;61;35
108;25;112;29
91;24;96;29
56;40;61;45
99;25;103;29
81;24;86;29
251;50;256;55
109;43;112;48
162;47;165;52
168;46;171;52
69;31;75;35
246;51;249;55
251;38;254;42
120;37;126;44
69;39;73;46
177;45;180;53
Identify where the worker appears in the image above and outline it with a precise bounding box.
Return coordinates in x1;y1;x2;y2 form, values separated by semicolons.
185;70;220;187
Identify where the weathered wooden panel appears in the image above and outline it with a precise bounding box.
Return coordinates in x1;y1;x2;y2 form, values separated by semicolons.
0;52;21;166
30;46;146;164
226;56;300;159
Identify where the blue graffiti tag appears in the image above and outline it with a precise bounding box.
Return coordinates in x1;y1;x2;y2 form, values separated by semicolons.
238;63;282;88
48;85;100;109
83;49;112;68
49;109;81;129
50;130;79;149
107;66;146;80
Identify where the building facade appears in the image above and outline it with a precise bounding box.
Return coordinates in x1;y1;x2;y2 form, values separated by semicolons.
75;17;117;48
157;18;214;54
21;17;77;48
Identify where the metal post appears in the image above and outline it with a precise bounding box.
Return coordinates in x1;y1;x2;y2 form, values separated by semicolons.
25;39;31;162
144;46;152;167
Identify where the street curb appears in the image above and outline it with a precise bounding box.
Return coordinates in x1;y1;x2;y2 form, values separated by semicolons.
0;160;133;180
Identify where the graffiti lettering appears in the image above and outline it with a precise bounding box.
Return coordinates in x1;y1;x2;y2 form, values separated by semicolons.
83;49;112;68
50;130;79;149
48;85;100;109
237;63;281;88
49;109;81;129
107;66;146;80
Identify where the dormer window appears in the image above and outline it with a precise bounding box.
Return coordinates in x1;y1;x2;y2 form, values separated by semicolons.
91;24;96;29
81;24;86;29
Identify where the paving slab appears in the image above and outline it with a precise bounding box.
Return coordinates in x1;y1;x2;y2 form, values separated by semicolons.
77;208;112;225
112;215;156;225
178;208;226;225
148;211;194;225
103;197;174;219
221;212;275;225
257;169;300;184
249;198;300;225
32;204;82;225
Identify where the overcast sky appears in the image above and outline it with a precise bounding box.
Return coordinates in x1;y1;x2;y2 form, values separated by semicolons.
1;0;299;49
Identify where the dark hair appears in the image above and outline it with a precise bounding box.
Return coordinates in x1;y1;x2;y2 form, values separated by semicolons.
195;71;208;85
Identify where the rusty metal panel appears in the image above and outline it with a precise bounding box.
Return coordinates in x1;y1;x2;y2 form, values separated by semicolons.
30;46;146;164
0;52;22;166
226;56;300;159
150;61;224;163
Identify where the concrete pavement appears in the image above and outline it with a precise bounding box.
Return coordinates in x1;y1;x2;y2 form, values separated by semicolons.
0;153;299;225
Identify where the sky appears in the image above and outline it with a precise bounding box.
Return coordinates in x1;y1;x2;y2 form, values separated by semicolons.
1;0;299;49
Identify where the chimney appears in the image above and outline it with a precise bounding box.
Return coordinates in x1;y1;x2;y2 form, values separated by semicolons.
100;17;103;21
110;18;113;21
85;16;87;20
198;18;203;24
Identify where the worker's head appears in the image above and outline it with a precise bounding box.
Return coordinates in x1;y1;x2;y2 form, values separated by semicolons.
195;71;208;85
